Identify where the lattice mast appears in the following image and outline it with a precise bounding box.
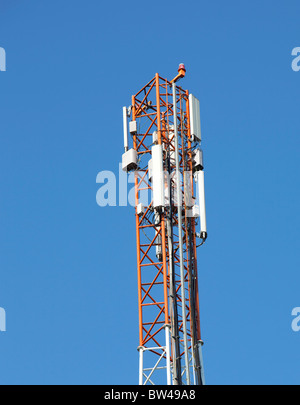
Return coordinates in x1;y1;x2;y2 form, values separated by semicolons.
122;65;207;385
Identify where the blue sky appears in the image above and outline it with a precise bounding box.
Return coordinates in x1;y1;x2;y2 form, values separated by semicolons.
0;0;299;385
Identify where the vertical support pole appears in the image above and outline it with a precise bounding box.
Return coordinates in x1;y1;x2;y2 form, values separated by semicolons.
138;346;144;385
197;341;205;385
133;95;143;348
172;82;191;385
155;73;169;327
166;158;182;385
186;90;204;385
155;73;162;144
164;107;182;384
186;90;201;343
165;325;171;385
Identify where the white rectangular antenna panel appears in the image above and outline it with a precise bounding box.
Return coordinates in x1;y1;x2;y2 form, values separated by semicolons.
129;120;137;134
122;148;137;172
189;94;201;142
151;145;165;209
197;170;207;234
184;171;194;208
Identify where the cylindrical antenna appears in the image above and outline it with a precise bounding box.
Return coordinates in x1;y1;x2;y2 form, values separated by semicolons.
123;106;129;152
197;170;207;239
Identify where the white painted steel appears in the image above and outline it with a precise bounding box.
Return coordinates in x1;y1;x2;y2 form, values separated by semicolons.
197;170;207;234
151;145;165;209
165;325;171;385
123;106;129;151
138;347;144;385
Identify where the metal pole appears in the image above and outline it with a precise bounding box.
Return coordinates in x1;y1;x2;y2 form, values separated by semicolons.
166;149;182;385
165;325;171;385
138;346;144;385
172;82;191;385
197;341;205;385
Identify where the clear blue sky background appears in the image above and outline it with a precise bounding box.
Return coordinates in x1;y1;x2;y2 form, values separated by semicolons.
0;0;299;385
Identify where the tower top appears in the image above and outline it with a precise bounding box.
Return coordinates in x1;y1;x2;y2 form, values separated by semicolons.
171;63;186;84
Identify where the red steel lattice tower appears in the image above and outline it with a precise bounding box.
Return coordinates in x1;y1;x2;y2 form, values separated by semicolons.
122;65;207;385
